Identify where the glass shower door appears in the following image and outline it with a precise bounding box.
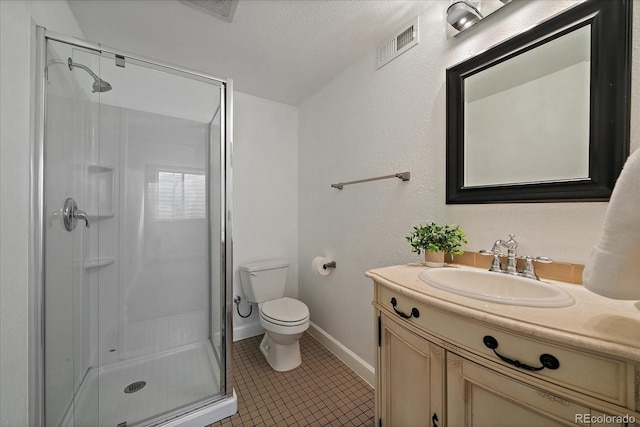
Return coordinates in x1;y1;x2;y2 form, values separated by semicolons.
44;34;228;427
44;41;101;427
91;53;224;426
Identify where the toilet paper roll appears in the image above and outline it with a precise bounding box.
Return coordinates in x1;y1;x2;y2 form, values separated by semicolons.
312;257;333;276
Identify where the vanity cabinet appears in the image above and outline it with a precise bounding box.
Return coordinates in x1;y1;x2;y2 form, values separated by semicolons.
378;313;444;426
370;269;640;427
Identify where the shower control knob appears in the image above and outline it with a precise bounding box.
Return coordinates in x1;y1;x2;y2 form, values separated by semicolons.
62;197;90;231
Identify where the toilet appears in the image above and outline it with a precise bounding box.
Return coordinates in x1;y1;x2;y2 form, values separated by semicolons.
239;260;310;372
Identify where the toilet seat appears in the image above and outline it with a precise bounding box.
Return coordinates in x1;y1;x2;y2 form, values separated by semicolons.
260;297;309;327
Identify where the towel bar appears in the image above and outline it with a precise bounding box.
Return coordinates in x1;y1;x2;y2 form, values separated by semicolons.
331;171;410;190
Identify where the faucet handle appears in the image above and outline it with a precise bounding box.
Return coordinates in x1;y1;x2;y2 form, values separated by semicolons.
480;247;505;272
519;256;552;280
520;256;537;279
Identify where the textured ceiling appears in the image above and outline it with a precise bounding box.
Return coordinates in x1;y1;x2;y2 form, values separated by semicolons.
68;0;432;106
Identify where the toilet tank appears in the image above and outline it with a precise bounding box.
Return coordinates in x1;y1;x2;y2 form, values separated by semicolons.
239;259;289;303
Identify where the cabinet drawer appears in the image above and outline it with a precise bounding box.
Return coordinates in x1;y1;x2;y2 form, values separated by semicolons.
376;283;629;407
447;353;592;426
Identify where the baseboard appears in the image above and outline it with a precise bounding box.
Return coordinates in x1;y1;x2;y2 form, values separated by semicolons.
233;322;264;342
307;322;375;387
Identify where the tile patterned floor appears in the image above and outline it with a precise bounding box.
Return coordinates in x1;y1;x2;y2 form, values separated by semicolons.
208;333;375;427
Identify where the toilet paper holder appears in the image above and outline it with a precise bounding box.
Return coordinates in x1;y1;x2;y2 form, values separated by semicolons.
323;261;337;270
313;257;336;276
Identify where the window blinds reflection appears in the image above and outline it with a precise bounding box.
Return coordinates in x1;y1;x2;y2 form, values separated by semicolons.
149;170;206;220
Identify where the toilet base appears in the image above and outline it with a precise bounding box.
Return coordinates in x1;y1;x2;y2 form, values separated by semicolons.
259;333;302;372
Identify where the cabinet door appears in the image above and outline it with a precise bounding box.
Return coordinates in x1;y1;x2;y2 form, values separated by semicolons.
379;314;445;427
447;353;593;426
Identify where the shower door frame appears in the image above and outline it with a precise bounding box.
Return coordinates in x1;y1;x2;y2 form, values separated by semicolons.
30;26;234;426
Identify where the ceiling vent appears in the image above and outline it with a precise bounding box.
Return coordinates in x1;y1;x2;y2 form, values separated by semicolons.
377;17;419;69
179;0;239;23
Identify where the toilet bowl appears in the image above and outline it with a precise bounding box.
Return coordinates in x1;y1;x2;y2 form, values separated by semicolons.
258;297;309;371
239;260;310;372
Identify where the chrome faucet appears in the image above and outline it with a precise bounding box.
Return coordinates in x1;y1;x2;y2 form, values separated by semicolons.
480;234;552;280
501;234;519;275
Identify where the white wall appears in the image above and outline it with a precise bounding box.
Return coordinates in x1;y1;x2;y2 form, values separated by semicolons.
0;1;85;425
298;0;640;370
232;92;299;340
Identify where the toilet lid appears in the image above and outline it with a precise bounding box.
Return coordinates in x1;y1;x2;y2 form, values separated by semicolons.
260;297;309;323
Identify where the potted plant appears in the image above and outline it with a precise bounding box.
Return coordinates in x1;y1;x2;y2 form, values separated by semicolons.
406;223;467;267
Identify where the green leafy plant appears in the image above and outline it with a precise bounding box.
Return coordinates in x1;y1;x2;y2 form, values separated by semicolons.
406;223;467;257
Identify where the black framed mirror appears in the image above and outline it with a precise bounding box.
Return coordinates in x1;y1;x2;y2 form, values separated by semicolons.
446;0;631;204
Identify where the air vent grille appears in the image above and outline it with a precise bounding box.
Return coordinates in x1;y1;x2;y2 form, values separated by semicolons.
179;0;239;22
377;18;419;69
397;25;415;51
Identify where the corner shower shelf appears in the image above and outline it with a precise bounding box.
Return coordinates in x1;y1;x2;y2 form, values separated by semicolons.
84;257;115;269
87;164;115;218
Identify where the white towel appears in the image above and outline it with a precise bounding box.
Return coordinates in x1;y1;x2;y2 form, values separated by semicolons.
583;149;640;299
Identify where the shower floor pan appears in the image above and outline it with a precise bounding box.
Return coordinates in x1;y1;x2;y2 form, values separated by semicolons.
63;340;221;427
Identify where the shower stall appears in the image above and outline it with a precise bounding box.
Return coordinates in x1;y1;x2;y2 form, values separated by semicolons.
32;27;235;426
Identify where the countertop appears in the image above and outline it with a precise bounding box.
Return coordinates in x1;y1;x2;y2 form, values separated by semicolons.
366;263;640;363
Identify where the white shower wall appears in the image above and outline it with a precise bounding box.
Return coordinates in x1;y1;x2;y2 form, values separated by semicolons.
97;105;212;364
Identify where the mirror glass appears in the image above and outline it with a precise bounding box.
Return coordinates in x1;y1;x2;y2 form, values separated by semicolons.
464;25;590;187
446;0;631;203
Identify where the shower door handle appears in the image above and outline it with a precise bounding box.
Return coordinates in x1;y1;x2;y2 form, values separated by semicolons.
63;197;90;231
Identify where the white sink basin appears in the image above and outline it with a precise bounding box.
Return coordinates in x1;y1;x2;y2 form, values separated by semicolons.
418;268;575;308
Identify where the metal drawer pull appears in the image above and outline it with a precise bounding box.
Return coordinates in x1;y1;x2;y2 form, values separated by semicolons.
390;297;420;319
483;335;559;371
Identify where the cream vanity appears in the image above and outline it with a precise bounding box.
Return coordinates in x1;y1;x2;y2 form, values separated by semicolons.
367;264;640;427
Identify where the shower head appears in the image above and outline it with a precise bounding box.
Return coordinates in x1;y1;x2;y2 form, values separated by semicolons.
67;58;112;93
91;78;113;94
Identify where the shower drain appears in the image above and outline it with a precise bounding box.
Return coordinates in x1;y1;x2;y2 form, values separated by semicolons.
124;381;146;394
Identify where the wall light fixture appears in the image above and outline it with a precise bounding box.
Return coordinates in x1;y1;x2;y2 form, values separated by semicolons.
447;0;483;32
